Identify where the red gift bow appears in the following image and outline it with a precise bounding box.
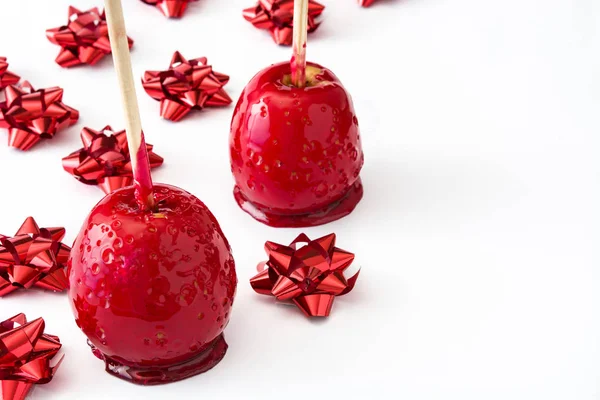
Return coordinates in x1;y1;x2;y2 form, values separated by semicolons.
0;58;19;90
62;126;164;194
140;0;198;18
46;6;133;68
243;0;325;46
0;217;71;297
0;314;63;400
142;52;232;122
250;233;360;317
359;0;376;6
0;82;79;151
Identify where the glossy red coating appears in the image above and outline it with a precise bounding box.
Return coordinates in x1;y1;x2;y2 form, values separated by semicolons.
359;0;376;6
230;61;364;227
68;184;237;385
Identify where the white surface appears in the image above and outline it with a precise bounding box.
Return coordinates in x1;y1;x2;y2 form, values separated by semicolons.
1;0;599;399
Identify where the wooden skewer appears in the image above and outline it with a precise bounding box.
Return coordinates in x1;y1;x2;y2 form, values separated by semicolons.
291;0;309;87
104;0;155;210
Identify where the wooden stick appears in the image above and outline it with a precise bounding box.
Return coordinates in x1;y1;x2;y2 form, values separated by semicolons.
291;0;309;87
104;0;155;210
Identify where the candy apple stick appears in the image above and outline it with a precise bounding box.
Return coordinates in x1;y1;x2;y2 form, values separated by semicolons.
291;0;309;87
104;0;155;210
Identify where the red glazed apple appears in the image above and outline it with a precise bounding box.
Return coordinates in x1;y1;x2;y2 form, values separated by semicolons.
68;183;237;385
230;61;364;227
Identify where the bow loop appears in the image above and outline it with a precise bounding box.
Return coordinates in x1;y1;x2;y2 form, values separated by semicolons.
140;0;198;18
0;58;20;91
243;0;325;45
62;126;163;193
250;233;360;317
0;82;78;151
0;314;62;400
46;7;133;68
0;218;70;297
142;52;231;122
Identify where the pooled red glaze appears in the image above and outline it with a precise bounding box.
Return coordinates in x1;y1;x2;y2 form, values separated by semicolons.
68;184;237;385
230;62;364;227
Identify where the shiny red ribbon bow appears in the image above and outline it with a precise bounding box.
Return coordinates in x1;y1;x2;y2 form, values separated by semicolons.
0;58;19;90
243;0;325;45
62;126;164;194
140;0;198;18
0;313;63;400
0;82;79;151
250;233;360;317
359;0;376;6
46;6;133;68
142;51;232;122
0;218;70;297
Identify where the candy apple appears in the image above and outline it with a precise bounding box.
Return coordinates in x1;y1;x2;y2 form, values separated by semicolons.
230;61;364;227
68;184;237;384
68;0;237;385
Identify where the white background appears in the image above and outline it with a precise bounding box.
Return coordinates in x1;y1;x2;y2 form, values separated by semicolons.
1;0;599;399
